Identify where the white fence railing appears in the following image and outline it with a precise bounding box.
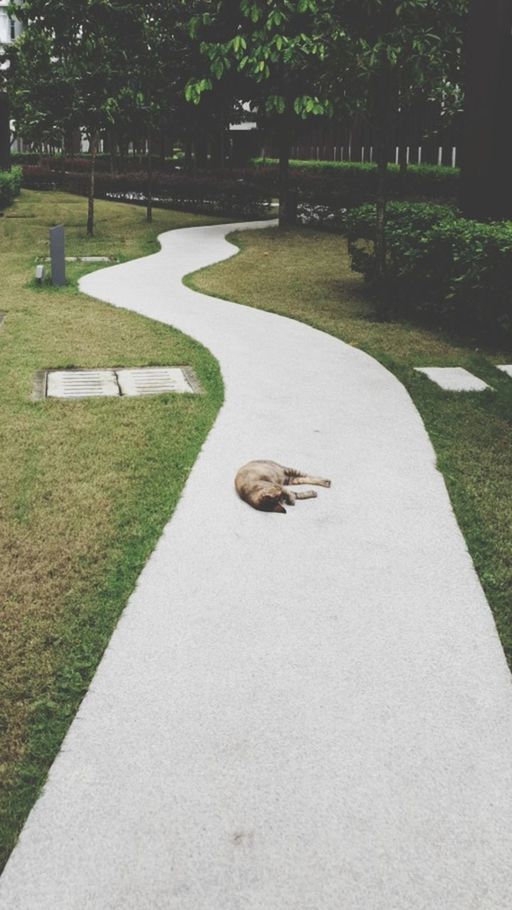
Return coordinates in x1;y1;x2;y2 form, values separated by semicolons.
284;145;459;168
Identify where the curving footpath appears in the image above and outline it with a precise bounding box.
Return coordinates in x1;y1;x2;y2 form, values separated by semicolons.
2;221;512;909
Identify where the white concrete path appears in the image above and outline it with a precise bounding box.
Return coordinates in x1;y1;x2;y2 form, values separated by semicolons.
2;221;512;909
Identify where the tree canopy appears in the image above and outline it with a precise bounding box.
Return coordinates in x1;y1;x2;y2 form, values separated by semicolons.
2;0;476;229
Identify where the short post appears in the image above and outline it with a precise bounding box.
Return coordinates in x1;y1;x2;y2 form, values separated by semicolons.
49;224;66;287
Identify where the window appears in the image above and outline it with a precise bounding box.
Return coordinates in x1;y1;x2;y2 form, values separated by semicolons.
10;19;16;40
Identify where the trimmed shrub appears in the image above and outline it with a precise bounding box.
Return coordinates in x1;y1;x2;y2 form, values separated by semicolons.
347;201;512;338
22;165;62;190
42;156;111;174
253;157;459;193
11;152;41;166
21;166;272;219
40;155;172;175
346;202;455;279
0;167;22;210
250;159;459;228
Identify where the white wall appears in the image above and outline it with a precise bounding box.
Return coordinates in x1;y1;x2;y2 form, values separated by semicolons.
0;1;21;46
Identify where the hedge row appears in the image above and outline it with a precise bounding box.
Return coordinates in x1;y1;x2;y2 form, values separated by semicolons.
251;159;460;228
12;153;182;173
12;152;119;170
347;202;512;338
11;152;41;166
40;155;179;174
0;167;22;211
21;166;272;218
20;156;460;223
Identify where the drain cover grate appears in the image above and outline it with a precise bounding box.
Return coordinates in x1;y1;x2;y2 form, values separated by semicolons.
47;370;119;398
42;367;200;400
117;367;194;396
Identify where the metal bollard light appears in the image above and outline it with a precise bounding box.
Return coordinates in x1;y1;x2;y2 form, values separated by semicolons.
49;224;66;286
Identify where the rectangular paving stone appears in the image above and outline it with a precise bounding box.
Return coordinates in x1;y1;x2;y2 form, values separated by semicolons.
80;256;113;263
47;370;120;399
44;256;113;263
415;367;492;392
497;365;512;379
116;367;195;397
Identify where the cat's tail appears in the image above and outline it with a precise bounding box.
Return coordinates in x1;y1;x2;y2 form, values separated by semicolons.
283;466;304;479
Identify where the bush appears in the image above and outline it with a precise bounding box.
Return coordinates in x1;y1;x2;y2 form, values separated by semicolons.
346;201;456;279
347;201;512;338
0;167;22;210
21;166;272;219
11;152;41;166
100;172;272;218
19;152;182;174
250;159;459;229
22;165;62;190
253;157;459;193
40;154;173;174
42;156;111;174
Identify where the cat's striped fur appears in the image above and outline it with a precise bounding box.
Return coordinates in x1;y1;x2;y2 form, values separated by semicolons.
235;460;331;514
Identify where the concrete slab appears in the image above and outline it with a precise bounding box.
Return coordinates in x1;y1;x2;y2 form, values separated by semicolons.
2;222;512;910
415;366;492;391
81;256;114;263
497;364;512;378
46;369;119;399
117;366;194;396
44;256;114;263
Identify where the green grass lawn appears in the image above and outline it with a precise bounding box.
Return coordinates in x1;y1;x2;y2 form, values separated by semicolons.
190;226;512;669
0;190;224;869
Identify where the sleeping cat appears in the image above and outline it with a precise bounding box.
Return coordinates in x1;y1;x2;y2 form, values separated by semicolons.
235;460;331;514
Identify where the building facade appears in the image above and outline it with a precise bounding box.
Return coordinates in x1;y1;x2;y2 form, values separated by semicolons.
0;0;23;160
0;0;21;46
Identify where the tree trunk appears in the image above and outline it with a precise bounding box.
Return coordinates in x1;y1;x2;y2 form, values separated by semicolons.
278;131;296;227
195;138;208;170
398;144;408;183
185;139;192;174
375;151;388;283
119;138;128;173
63;126;74;159
219;126;226;172
0;93;11;171
109;130;116;176
147;130;153;224
87;131;98;237
160;123;167;165
462;0;512;219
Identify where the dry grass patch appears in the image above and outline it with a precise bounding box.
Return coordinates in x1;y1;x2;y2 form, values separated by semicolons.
0;191;224;868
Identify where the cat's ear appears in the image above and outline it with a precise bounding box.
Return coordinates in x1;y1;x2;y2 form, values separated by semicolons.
273;502;287;514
